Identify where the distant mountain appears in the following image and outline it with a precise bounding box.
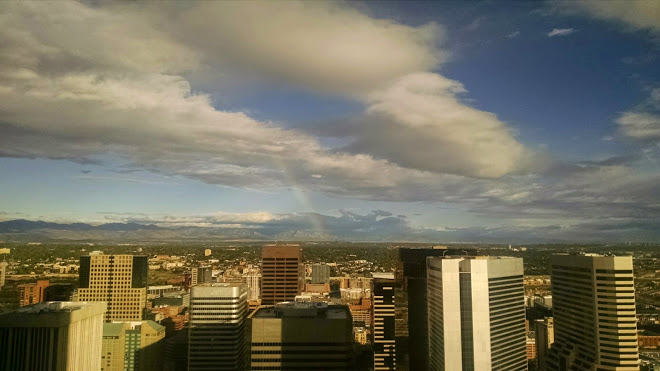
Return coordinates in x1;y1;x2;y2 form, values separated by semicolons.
0;219;159;234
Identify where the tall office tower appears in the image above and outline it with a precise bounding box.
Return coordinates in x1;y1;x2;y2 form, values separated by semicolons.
249;302;353;370
395;247;451;371
312;263;331;284
427;256;526;371
102;322;128;371
545;254;639;371
77;254;148;321
0;261;7;290
534;317;554;369
18;279;50;306
191;265;213;286
0;301;106;370
261;244;303;305
373;275;397;371
188;283;249;371
245;272;261;301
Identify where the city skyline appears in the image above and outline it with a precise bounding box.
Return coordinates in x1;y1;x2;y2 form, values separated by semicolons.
0;1;659;243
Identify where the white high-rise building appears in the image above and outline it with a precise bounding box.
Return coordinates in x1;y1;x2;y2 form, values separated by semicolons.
427;256;526;371
188;283;248;371
0;261;7;290
0;301;106;370
245;273;261;301
545;254;639;371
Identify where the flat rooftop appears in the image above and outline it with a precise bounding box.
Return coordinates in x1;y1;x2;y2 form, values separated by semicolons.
251;302;348;319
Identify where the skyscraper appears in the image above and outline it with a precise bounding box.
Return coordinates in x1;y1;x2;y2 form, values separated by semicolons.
249;302;353;370
545;254;639;371
260;244;303;305
0;301;106;371
311;263;331;284
427;256;526;371
373;274;396;371
395;247;453;371
534;316;554;369
77;253;148;321
188;283;248;371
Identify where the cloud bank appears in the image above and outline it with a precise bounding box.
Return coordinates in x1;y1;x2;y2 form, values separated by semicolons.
0;1;658;241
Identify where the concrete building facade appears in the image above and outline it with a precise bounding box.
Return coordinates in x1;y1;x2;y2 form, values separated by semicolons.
427;256;527;371
77;254;148;321
260;244;303;305
245;273;261;301
188;283;249;371
249;302;353;371
545;254;639;371
0;301;106;371
311;264;331;284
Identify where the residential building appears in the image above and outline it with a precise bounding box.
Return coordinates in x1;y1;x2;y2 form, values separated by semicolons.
260;244;303;305
373;274;396;371
349;298;372;327
355;326;368;345
427;256;526;371
249;302;353;370
545;254;639;371
188;283;248;371
77;254;148;321
527;334;537;360
18;279;50;306
0;301;106;371
312;263;331;284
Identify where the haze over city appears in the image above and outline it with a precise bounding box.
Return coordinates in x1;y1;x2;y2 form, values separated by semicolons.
0;1;659;243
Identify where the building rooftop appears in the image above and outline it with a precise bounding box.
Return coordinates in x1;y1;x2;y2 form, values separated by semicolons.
103;322;126;337
0;302;106;327
251;302;349;319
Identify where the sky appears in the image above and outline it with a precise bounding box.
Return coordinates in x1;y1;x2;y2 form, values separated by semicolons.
0;1;659;242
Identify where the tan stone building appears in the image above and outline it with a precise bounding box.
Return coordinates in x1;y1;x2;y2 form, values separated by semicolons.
76;253;148;321
0;301;106;371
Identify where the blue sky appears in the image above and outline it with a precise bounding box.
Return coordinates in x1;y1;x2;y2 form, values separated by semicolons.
0;1;658;241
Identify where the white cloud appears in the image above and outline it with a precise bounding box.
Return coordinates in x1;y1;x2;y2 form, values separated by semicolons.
561;0;660;33
616;88;660;140
350;73;532;178
617;112;660;139
547;28;576;37
506;31;521;39
146;1;444;96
